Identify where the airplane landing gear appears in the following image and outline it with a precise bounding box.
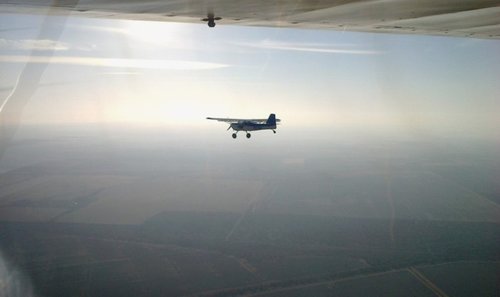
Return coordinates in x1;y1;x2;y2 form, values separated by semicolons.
232;133;237;139
272;130;276;134
246;133;251;139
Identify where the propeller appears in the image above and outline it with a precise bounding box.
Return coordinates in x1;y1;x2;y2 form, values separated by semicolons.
227;125;232;131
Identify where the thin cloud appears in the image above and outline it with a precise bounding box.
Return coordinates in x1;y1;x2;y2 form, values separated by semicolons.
0;39;70;51
67;24;129;36
0;55;229;70
68;24;190;50
100;71;142;75
239;40;383;55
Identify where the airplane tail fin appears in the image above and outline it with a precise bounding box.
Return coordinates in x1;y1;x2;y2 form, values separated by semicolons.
266;114;277;126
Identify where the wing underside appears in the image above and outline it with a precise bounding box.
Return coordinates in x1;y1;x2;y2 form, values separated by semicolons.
1;0;499;39
206;117;246;123
206;117;280;124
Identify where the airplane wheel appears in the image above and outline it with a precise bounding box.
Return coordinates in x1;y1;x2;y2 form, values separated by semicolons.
246;133;251;139
232;133;237;139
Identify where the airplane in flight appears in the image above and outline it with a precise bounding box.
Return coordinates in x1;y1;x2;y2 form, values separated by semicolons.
207;114;280;139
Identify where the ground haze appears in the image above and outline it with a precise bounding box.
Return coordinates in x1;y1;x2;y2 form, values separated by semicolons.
0;125;498;296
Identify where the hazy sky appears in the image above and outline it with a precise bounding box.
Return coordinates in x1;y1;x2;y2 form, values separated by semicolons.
0;12;499;139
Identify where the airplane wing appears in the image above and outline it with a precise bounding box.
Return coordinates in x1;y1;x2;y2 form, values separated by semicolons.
207;117;281;123
0;0;499;39
206;117;244;123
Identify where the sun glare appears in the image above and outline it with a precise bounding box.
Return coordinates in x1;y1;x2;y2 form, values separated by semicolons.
123;20;188;48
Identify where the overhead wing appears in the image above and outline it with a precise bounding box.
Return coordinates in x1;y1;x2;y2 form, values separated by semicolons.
1;0;499;39
206;117;281;124
206;117;244;123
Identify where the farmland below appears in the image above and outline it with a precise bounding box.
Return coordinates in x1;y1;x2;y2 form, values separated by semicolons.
0;126;498;296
